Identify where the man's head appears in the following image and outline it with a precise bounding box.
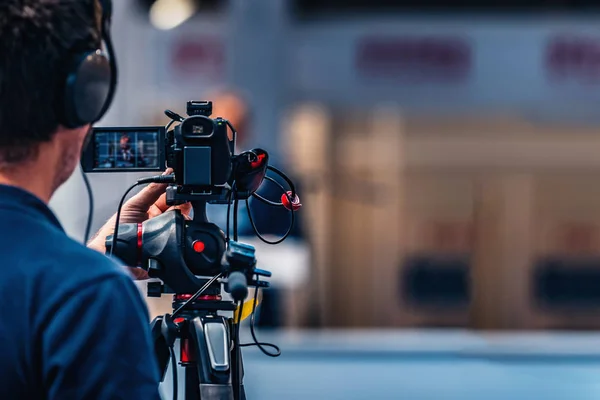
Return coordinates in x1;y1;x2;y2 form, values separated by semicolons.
0;0;102;197
120;134;131;151
207;89;250;148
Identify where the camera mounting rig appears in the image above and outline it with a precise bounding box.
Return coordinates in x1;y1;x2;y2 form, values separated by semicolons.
105;101;301;400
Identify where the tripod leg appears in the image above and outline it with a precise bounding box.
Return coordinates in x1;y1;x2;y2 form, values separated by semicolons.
239;351;246;400
188;316;234;400
230;326;246;400
184;365;201;400
150;316;172;382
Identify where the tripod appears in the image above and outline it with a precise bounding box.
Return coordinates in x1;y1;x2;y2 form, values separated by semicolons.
146;236;270;400
107;198;279;400
150;289;246;400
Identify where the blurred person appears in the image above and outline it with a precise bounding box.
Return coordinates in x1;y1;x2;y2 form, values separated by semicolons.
205;89;303;239
117;133;135;165
116;133;146;167
204;89;252;232
205;89;305;329
0;1;188;398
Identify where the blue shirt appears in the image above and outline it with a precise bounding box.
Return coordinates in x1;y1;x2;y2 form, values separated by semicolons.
0;185;161;399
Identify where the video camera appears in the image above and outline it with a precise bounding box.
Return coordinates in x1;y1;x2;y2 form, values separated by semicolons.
82;100;283;293
82;100;301;400
82;100;272;206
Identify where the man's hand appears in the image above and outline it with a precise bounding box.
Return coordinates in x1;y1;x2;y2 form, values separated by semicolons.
87;169;192;279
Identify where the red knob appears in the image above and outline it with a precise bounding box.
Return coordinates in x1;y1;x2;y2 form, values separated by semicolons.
281;191;302;211
192;240;205;253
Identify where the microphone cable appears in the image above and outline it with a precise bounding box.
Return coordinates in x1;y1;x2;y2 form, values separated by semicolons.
246;176;295;245
239;282;281;357
168;345;178;400
82;167;94;245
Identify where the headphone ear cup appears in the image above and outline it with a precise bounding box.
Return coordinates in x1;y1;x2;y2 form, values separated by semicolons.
63;50;112;128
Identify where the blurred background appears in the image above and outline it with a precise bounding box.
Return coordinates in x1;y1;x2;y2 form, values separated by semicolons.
49;0;600;398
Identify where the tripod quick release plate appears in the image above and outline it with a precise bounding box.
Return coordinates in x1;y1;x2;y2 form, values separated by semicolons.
224;242;256;271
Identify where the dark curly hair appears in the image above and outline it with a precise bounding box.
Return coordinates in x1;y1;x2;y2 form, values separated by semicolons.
0;0;101;166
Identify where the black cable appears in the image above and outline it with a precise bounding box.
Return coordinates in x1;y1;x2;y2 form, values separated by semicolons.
109;182;141;257
226;191;233;243
246;187;295;245
233;199;239;242
225;120;237;151
246;172;296;244
251;176;288;207
165;119;176;131
81;168;94;245
267;165;296;198
240;284;281;357
169;345;178;400
225;180;237;243
233;300;243;400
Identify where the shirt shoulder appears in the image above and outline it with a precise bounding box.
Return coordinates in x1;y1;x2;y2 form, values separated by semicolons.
39;263;161;399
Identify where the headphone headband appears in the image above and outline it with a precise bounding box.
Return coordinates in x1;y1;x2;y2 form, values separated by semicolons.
100;0;112;20
96;0;117;121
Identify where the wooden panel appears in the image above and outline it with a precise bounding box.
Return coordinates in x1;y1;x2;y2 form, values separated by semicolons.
285;104;334;328
535;175;600;256
406;135;600;170
471;174;535;330
531;175;600;329
325;106;406;327
284;106;600;330
404;173;475;254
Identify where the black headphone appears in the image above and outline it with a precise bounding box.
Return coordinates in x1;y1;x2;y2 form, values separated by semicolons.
61;0;117;129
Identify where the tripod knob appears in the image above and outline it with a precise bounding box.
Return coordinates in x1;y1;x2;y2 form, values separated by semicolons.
147;281;163;297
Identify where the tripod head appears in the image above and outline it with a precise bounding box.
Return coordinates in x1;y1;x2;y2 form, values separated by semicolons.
107;199;277;400
105;199;271;300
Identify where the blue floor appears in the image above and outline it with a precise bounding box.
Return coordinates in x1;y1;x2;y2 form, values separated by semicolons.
243;353;600;399
161;330;600;400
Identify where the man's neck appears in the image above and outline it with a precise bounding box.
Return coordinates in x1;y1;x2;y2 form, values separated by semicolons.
0;165;54;203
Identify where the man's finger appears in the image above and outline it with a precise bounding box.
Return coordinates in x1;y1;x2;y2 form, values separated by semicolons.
128;169;173;209
126;267;150;280
147;204;163;219
152;192;170;213
177;202;193;216
154;196;192;216
131;183;167;208
165;203;192;215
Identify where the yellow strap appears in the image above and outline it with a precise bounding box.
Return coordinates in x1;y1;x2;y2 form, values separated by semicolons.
233;290;263;323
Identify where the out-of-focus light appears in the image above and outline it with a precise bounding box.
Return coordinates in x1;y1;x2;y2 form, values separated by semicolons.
149;0;198;30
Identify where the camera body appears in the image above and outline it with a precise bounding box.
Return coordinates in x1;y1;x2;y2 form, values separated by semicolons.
82;100;239;204
166;101;234;202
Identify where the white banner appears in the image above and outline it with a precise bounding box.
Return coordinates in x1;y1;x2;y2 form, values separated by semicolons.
289;18;600;123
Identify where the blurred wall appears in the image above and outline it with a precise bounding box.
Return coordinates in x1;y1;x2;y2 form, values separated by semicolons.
49;0;600;240
45;0;600;329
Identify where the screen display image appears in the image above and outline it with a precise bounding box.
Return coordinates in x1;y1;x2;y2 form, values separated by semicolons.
93;130;160;170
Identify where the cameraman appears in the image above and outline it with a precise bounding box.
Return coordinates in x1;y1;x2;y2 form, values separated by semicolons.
0;1;176;398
